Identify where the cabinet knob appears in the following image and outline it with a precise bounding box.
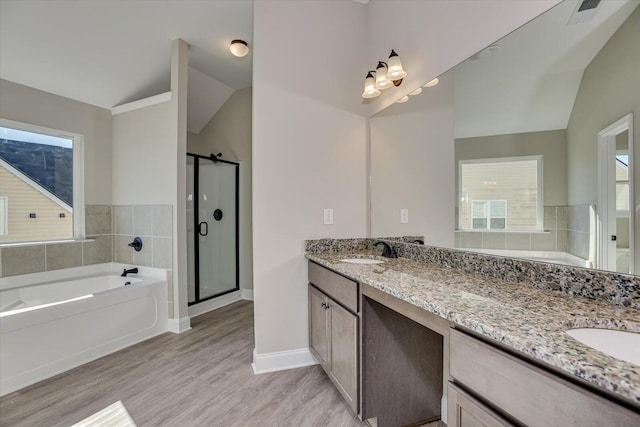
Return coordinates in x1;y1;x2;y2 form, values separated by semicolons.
324;303;330;310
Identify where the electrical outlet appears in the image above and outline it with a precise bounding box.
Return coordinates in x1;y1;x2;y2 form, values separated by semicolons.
324;209;334;225
400;209;409;224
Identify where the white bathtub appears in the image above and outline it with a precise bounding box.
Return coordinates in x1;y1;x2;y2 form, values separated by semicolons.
471;249;593;268
0;263;168;396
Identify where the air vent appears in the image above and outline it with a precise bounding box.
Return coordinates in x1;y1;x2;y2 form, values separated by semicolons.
568;0;601;25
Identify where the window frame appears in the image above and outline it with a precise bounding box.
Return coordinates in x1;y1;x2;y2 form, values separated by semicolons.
458;155;543;232
0;196;7;236
0;118;85;244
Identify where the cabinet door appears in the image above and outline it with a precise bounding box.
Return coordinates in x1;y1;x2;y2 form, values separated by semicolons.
309;286;329;369
448;383;513;427
329;299;358;414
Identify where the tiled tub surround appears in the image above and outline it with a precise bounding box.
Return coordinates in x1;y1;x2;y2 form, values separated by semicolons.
0;204;173;277
0;205;114;277
304;238;640;406
455;205;594;263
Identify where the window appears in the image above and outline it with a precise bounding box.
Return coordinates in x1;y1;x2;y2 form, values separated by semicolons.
0;119;84;244
459;156;542;231
616;153;630;215
472;200;507;230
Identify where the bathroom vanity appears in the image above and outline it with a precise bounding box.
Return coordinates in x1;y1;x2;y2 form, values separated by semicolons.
306;240;640;427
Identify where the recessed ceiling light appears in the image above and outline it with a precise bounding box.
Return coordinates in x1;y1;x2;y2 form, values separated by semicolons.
424;78;439;88
396;96;409;103
408;87;422;96
230;40;249;58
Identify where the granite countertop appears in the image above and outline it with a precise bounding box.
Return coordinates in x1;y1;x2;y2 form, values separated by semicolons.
305;251;640;407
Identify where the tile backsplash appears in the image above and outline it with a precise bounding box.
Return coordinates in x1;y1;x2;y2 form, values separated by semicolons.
0;204;173;278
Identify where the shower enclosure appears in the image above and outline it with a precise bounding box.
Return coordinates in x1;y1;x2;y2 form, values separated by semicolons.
187;153;239;305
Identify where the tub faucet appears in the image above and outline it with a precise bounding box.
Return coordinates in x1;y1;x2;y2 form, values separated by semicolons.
121;267;138;277
374;241;398;258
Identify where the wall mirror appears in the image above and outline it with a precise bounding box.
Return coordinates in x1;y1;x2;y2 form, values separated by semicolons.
370;0;640;274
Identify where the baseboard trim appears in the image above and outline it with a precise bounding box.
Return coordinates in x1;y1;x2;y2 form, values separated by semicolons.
251;347;317;374
167;316;191;334
241;288;254;301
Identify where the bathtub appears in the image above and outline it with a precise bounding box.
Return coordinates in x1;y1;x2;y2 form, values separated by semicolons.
470;249;593;268
0;263;168;396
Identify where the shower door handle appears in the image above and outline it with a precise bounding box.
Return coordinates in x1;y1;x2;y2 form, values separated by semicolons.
198;221;209;236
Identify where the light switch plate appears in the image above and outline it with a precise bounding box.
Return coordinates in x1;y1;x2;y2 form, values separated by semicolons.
400;209;409;224
324;209;334;225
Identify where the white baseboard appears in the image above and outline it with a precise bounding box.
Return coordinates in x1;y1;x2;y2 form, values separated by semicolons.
241;288;254;301
167;316;191;334
251;347;318;374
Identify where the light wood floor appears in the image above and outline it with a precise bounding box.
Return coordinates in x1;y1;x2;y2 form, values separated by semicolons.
0;300;364;427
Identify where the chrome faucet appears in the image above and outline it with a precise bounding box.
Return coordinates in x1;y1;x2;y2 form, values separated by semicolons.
121;267;138;277
374;241;398;258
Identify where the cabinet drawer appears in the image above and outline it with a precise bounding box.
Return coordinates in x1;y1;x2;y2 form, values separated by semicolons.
308;261;358;313
449;328;640;427
447;382;513;427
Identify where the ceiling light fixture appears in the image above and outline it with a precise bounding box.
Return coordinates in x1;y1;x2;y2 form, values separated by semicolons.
230;39;249;57
396;95;409;103
424;78;439;88
408;87;422;96
361;49;407;99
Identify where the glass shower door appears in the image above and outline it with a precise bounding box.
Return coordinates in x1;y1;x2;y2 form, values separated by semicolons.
187;154;239;305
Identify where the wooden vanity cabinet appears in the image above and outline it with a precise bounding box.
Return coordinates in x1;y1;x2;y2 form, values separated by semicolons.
449;328;640;427
308;262;359;415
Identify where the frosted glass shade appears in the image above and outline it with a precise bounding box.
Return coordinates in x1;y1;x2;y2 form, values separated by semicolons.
375;62;393;90
387;50;407;80
362;72;381;98
396;95;409;103
230;40;249;57
424;78;439;88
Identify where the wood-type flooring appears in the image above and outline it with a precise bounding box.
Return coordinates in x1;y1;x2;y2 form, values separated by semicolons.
0;301;363;427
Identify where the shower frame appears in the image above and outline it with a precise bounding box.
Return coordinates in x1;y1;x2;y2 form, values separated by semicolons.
187;152;240;306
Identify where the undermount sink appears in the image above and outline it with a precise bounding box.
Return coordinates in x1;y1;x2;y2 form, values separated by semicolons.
565;328;640;366
339;258;385;265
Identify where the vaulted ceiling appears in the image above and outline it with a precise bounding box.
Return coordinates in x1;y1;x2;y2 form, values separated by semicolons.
0;0;253;133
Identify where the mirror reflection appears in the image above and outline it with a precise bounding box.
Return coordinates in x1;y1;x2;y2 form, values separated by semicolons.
370;0;640;273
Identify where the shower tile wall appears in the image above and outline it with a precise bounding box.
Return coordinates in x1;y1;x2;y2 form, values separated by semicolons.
567;205;593;260
113;205;173;269
0;205;113;277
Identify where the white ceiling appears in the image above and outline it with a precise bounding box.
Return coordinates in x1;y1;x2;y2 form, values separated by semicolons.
453;0;638;139
0;0;253;133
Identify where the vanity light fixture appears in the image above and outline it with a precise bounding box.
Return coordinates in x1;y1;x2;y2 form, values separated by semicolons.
408;87;422;96
424;77;439;88
230;39;249;57
361;49;407;99
396;95;409;103
362;71;382;98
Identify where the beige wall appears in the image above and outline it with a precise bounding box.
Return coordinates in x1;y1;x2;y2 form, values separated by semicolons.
188;88;253;291
370;74;455;247
456;129;568;206
253;0;369;356
0;79;112;205
112;100;176;206
566;6;640;270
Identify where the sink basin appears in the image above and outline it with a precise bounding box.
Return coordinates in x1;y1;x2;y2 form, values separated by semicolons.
339;258;384;265
565;328;640;366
